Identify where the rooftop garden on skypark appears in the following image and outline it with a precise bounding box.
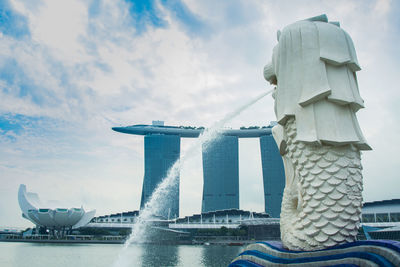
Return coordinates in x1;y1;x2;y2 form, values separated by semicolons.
128;124;206;130
240;126;271;130
178;126;205;130
122;124;274;132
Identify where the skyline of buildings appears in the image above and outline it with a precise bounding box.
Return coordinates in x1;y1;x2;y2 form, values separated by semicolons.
113;121;285;218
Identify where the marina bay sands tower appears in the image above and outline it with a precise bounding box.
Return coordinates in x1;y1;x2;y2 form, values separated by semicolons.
142;132;180;218
202;135;239;213
112;121;285;218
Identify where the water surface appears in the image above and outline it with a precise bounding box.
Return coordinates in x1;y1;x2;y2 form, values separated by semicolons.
0;242;242;267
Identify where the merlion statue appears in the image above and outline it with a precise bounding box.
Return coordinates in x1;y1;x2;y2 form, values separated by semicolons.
264;14;371;251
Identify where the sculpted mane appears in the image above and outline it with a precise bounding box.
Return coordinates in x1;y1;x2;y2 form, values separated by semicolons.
266;15;370;150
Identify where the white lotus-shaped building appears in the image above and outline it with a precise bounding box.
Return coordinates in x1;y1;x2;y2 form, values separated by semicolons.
18;184;96;229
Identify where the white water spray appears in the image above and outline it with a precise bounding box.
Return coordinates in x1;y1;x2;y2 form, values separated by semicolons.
113;89;273;267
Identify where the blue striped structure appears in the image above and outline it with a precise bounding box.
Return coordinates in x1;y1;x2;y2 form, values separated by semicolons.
229;240;400;267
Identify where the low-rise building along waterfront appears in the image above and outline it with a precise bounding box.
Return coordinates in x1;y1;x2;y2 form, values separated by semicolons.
361;199;400;224
360;199;400;241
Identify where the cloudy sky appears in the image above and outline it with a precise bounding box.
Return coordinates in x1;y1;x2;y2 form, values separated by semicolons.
0;0;399;228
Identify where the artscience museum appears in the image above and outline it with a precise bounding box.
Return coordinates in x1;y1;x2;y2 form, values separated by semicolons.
18;184;96;231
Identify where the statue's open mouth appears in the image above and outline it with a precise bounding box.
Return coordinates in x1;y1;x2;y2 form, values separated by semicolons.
263;62;276;85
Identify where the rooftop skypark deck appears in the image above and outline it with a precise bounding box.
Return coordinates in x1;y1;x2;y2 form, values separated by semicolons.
112;123;273;138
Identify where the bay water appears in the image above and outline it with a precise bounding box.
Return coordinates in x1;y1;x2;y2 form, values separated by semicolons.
0;242;242;267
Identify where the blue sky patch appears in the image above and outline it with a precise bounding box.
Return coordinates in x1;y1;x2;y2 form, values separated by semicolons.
0;113;70;137
161;0;208;36
87;0;207;37
0;0;30;39
88;0;102;18
0;113;24;134
0;58;49;105
124;0;168;33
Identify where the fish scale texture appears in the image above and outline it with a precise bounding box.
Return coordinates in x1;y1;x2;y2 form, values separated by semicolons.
280;118;363;251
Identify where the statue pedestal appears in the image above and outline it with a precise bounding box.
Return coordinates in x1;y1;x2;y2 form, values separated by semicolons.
229;240;400;267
